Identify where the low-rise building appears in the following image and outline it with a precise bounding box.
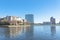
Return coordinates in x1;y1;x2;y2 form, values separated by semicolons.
42;22;51;25
0;16;28;25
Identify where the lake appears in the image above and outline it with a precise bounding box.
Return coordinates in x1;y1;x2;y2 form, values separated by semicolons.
0;25;60;40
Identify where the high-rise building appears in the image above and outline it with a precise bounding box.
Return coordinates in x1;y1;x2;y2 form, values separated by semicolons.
25;14;34;24
50;17;56;25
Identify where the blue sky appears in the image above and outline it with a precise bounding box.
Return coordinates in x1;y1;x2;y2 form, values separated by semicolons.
0;0;60;23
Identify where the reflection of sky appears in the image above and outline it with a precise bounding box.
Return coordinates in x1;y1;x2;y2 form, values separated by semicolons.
0;0;60;23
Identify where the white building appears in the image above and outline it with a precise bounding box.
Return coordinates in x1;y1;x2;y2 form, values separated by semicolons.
5;16;23;22
0;16;28;25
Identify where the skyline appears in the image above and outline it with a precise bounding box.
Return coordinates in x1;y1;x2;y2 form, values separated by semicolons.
0;15;60;24
0;0;60;23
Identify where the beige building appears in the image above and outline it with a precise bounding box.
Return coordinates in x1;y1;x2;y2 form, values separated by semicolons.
0;16;28;25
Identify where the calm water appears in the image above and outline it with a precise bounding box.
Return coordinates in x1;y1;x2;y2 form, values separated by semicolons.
0;25;60;40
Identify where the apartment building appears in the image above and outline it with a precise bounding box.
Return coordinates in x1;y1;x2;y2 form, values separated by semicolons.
0;16;28;25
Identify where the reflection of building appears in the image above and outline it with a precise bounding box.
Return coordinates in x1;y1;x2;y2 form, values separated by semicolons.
25;14;34;24
4;27;23;38
50;17;56;25
51;25;56;39
25;25;34;40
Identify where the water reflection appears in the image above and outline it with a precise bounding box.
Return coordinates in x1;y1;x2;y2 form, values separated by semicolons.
9;27;22;38
0;26;24;40
50;25;56;40
0;25;60;40
25;25;34;40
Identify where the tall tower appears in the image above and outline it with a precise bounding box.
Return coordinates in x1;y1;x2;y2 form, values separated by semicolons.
50;17;56;25
25;14;34;24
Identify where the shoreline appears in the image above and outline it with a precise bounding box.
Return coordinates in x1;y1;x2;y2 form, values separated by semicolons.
0;25;30;28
